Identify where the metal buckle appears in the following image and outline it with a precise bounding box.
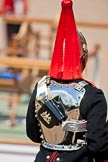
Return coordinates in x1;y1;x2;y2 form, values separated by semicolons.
62;119;87;132
74;81;88;91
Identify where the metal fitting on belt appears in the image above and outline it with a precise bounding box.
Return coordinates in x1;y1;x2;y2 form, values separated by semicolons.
41;141;85;151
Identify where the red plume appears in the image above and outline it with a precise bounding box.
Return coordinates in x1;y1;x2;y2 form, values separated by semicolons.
48;0;82;80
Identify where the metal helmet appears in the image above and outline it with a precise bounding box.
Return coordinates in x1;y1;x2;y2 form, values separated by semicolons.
78;32;88;71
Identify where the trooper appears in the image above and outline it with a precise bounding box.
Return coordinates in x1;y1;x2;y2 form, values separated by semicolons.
26;0;108;161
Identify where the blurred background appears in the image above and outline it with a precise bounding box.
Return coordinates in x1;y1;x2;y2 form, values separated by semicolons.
0;0;108;161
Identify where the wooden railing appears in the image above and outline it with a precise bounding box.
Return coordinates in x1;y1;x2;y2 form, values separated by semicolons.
1;15;108;29
76;21;108;29
0;56;51;70
1;15;53;25
0;57;51;91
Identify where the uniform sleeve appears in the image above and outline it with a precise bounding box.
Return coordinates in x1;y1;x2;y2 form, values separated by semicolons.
26;84;42;143
80;86;108;158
